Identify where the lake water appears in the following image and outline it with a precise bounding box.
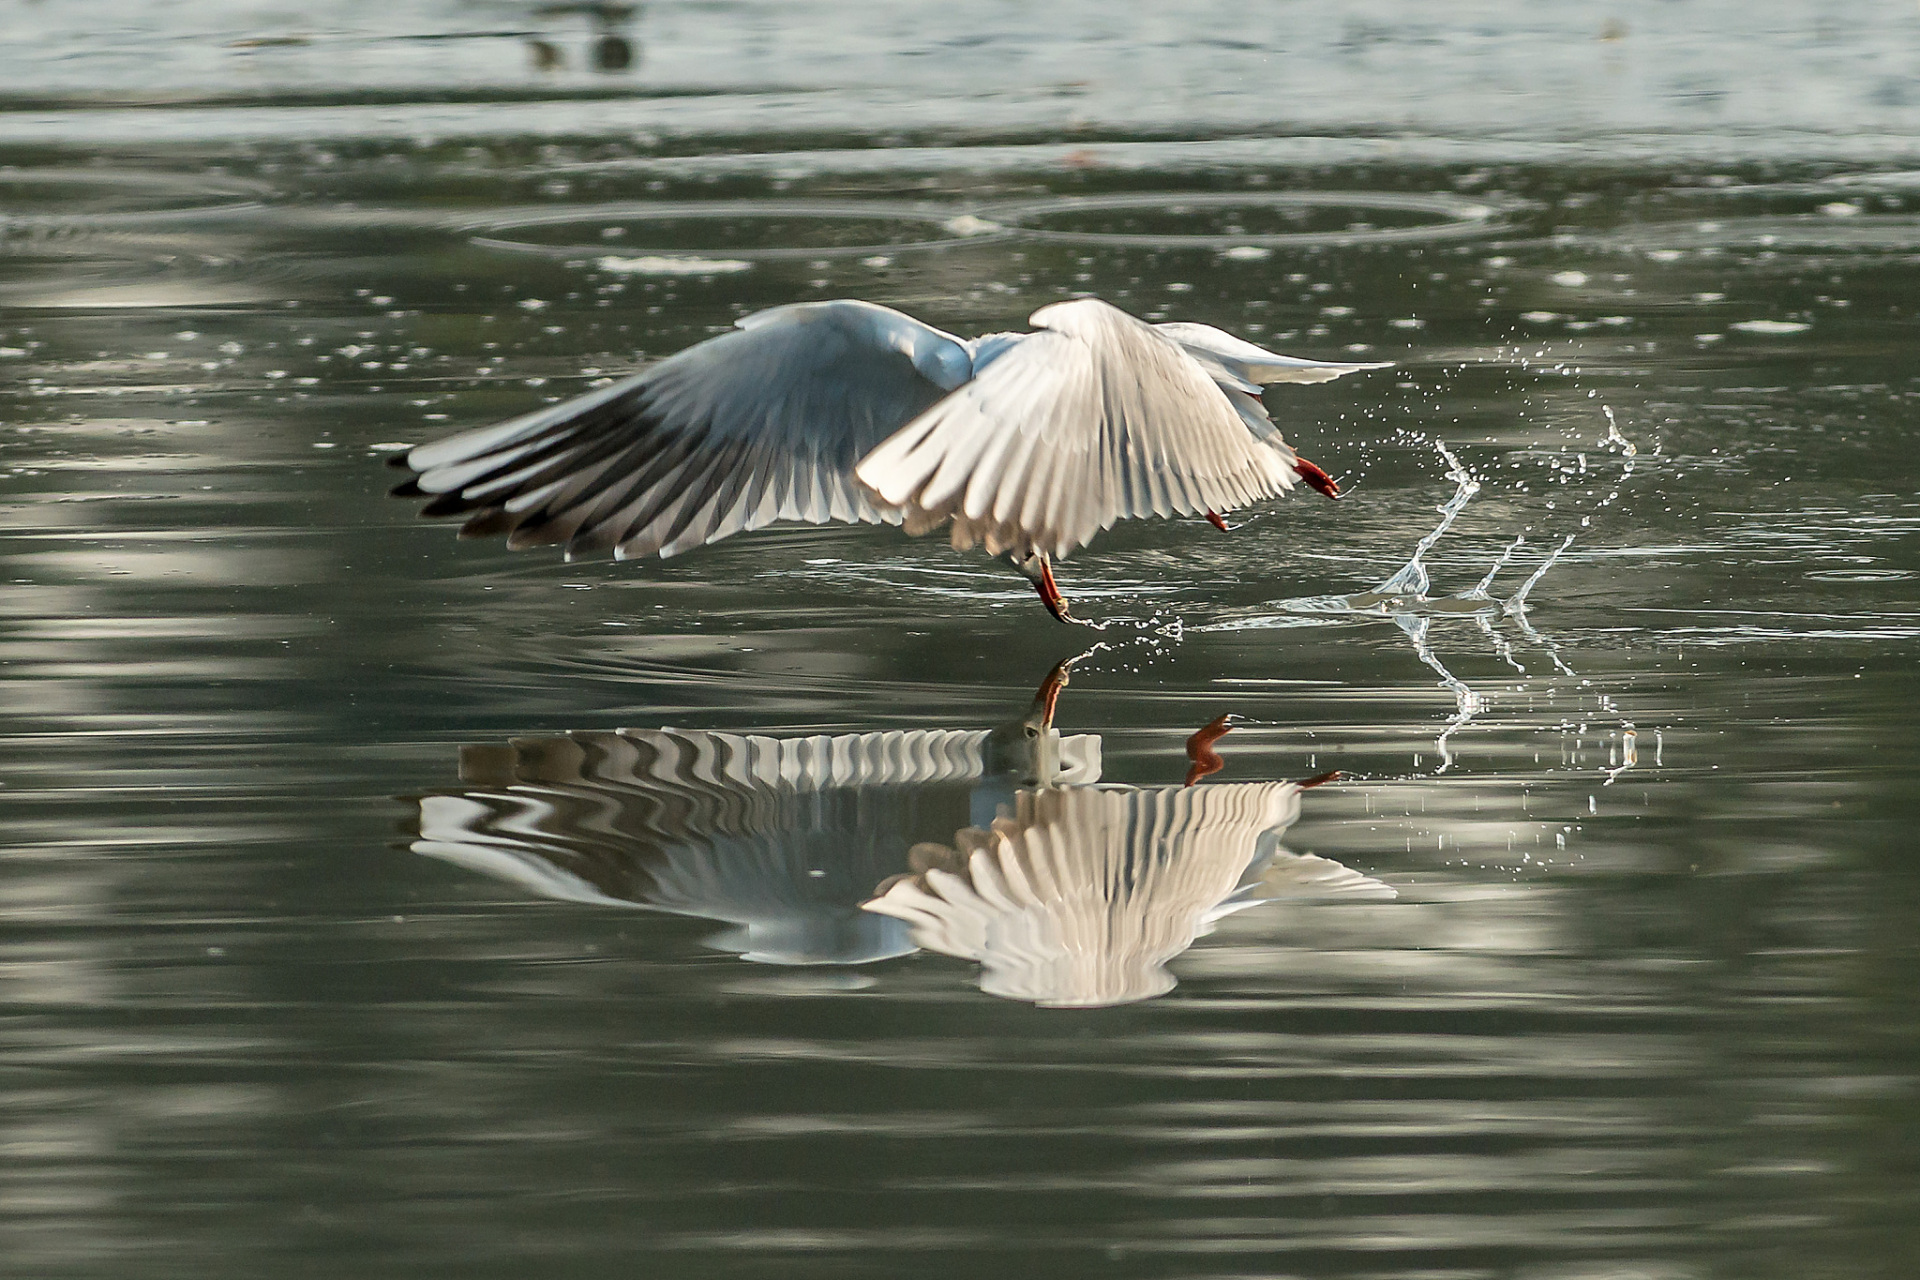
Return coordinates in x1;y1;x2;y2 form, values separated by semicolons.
4;4;1920;1277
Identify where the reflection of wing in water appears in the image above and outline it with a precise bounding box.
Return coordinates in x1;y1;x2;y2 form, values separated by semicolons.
407;655;1396;1002
863;783;1394;1008
411;726;1101;965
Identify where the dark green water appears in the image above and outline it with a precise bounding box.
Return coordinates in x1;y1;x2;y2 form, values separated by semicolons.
4;4;1920;1277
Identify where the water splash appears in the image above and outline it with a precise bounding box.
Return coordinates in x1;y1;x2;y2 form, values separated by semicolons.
1394;612;1482;772
1588;404;1640;522
1262;442;1569;630
1206;426;1644;777
1464;534;1528;602
1603;726;1639;787
1503;534;1578;677
1376;443;1479;597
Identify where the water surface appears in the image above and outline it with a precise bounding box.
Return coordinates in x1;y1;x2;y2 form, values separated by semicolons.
4;4;1920;1278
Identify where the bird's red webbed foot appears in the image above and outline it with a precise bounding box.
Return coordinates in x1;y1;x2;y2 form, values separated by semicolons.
1206;510;1231;532
1293;457;1341;500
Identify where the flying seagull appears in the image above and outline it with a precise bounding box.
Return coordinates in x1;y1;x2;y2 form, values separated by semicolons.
392;297;1386;622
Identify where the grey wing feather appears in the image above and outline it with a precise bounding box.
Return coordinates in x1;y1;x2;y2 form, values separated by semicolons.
395;300;964;560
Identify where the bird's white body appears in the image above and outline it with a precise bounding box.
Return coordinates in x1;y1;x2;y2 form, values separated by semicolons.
396;297;1385;618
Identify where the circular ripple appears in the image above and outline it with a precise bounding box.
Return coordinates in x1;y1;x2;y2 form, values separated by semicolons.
1805;568;1914;582
461;201;1008;261
0;167;268;225
0;251;289;309
1599;214;1920;255
984;191;1505;248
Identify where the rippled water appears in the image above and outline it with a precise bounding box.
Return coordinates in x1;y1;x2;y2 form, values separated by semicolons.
4;4;1920;1278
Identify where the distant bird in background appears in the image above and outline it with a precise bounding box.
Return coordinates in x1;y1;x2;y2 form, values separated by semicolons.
392;297;1386;623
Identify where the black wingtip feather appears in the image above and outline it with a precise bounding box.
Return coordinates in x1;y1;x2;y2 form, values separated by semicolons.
505;519;572;550
459;509;518;540
420;490;489;518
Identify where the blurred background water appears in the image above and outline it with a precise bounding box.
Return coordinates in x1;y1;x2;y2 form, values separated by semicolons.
3;3;1919;1277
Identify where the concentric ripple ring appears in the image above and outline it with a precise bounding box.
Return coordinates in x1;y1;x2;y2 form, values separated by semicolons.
983;191;1507;249
460;200;1011;261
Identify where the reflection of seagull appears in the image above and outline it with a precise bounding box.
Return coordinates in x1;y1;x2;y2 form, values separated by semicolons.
865;782;1393;1008
409;657;1100;966
412;722;1100;965
392;298;1384;622
406;657;1394;1003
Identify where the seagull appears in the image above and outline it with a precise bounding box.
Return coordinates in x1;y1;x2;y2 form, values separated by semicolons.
392;297;1387;622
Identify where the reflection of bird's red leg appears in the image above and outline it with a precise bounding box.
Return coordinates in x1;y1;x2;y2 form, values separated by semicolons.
1293;456;1341;500
1294;769;1342;789
1184;714;1233;786
1206;510;1230;532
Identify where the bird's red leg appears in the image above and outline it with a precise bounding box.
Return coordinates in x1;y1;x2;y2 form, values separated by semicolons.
1294;769;1343;789
1293;456;1341;500
1184;714;1233;786
1010;553;1094;625
1206;510;1231;532
1031;557;1074;624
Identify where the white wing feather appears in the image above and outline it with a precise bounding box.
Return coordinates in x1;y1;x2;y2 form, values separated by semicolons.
855;298;1302;560
1154;322;1392;385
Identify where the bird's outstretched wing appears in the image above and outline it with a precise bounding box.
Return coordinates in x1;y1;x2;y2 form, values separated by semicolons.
855;298;1316;560
394;300;969;560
